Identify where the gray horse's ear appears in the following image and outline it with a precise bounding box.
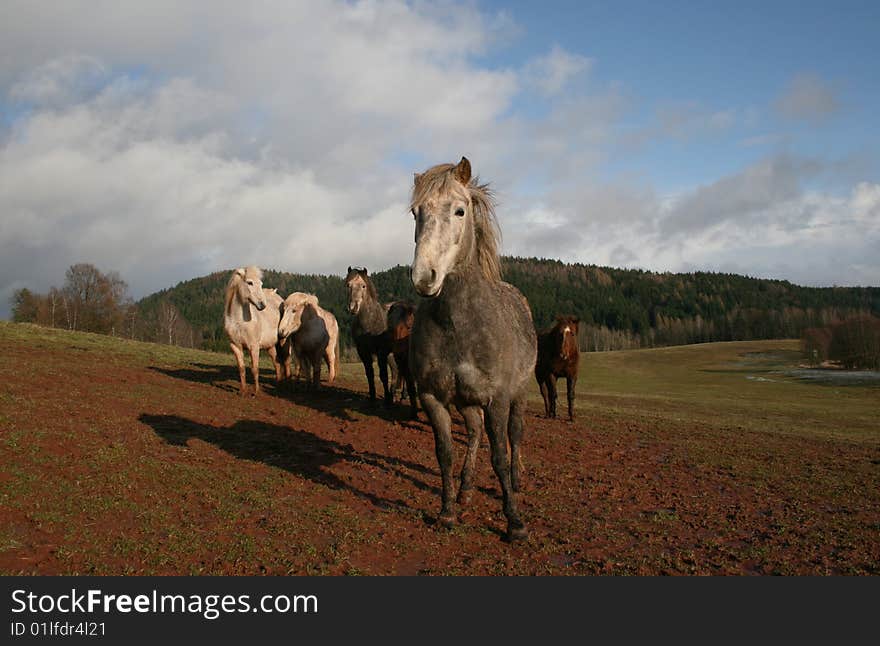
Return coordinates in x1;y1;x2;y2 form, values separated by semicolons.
234;267;245;278
347;266;352;274
413;172;421;185
454;157;471;184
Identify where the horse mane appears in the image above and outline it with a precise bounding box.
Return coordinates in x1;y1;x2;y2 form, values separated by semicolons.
346;266;378;300
225;266;263;316
284;291;319;310
410;163;502;283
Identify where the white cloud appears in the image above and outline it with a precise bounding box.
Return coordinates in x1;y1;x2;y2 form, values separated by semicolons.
774;73;840;123
523;45;592;97
0;2;875;320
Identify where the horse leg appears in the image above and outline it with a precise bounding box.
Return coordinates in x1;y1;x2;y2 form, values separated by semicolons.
567;374;577;421
405;365;418;419
539;376;551;417
547;374;558;418
378;351;392;408
508;395;527;492
230;343;247;396
357;346;376;401
267;344;281;385
484;397;527;541
457;406;484;506
312;353;321;389
324;347;335;384
249;346;261;396
421;393;457;527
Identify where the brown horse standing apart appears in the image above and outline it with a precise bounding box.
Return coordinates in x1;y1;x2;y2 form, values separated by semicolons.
409;157;537;542
387;301;417;418
535;316;580;421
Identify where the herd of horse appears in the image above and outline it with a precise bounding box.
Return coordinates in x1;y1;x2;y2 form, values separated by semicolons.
223;158;581;541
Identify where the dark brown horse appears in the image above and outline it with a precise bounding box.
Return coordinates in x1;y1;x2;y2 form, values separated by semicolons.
345;267;393;406
387;301;417;418
535;315;580;421
408;157;537;542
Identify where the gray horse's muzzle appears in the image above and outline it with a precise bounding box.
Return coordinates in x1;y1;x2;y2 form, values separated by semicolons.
411;265;440;297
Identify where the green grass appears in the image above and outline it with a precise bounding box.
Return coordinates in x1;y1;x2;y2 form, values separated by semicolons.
560;340;879;443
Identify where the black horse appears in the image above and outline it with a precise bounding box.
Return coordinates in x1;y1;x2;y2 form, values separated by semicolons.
345;267;393;406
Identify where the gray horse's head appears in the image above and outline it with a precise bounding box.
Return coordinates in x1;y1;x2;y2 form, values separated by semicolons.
409;157;474;297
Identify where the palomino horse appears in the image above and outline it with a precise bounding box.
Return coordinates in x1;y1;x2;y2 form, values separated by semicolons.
408;157;537;541
278;292;340;388
536;315;580;421
387;301;417;418
345;267;393;406
223;266;284;396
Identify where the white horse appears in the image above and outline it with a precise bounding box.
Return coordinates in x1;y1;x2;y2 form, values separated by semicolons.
223;266;284;396
278;292;340;388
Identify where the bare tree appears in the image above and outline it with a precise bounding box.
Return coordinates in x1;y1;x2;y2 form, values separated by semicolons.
158;300;180;345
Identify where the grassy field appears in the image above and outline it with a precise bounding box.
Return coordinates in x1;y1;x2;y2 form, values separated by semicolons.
575;341;879;441
0;321;877;575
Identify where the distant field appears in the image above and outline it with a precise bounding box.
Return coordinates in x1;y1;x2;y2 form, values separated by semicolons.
1;322;877;575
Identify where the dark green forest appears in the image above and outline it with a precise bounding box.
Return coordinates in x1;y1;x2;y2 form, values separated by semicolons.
134;258;880;355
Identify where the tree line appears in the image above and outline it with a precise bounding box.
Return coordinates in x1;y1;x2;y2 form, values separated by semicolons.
10;263;201;347
801;315;880;370
11;259;880;361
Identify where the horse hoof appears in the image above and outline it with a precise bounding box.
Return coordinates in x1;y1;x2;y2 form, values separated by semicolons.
457;489;473;506
438;513;457;529
507;524;529;542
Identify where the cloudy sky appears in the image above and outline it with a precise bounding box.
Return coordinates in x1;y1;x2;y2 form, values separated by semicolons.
1;1;878;317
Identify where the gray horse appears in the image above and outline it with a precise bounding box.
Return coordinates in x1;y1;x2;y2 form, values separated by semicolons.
408;157;537;541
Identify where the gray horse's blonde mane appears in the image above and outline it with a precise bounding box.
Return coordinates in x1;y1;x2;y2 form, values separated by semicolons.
411;163;502;283
225;266;263;316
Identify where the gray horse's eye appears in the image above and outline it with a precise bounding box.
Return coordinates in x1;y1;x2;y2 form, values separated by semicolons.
246;280;254;286
454;207;465;217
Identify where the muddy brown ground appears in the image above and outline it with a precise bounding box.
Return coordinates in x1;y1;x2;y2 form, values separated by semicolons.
1;328;878;575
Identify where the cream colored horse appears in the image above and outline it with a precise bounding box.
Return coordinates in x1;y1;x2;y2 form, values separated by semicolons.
278;292;339;387
223;266;284;396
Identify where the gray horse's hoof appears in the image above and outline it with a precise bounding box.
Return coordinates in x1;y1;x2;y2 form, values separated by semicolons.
507;524;529;542
457;489;473;506
438;513;457;529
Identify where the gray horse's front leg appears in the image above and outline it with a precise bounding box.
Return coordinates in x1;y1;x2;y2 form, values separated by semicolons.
485;397;527;541
421;393;456;527
457;406;484;506
508;395;527;492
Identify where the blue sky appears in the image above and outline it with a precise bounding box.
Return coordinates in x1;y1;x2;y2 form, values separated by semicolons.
0;1;878;318
483;0;880;188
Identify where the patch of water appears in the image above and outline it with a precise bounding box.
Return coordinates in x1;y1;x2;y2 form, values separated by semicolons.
785;369;880;386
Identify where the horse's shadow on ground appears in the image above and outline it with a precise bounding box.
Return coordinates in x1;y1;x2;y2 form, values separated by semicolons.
283;383;426;427
149;362;421;425
139;413;441;514
149;362;256;394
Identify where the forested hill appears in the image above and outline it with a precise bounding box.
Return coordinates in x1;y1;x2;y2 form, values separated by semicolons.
136;258;880;353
